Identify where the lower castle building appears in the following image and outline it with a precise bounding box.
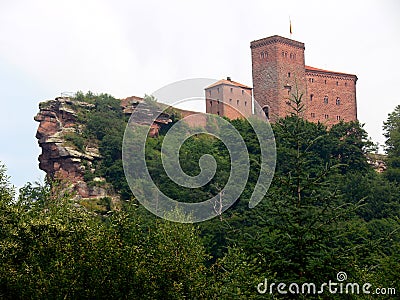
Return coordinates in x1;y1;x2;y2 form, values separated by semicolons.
206;35;358;125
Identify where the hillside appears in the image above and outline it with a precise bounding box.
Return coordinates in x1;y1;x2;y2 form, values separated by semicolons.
0;92;397;298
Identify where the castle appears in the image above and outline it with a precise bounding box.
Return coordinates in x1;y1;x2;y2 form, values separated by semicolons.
206;35;358;125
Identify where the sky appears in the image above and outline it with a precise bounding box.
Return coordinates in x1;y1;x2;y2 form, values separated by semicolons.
0;0;399;189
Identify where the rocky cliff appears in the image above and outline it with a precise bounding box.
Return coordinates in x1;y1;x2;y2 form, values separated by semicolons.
34;96;172;201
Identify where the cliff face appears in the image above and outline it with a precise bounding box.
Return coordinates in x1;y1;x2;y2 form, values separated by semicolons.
34;96;172;200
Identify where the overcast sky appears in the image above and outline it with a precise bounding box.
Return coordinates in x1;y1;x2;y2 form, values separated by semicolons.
0;0;399;188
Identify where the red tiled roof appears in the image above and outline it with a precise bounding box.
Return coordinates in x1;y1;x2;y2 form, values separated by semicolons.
206;79;252;90
305;65;356;77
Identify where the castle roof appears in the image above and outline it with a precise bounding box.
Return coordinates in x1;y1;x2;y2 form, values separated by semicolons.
305;65;357;79
205;78;252;90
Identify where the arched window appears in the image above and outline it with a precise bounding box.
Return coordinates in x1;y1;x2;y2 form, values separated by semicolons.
336;97;341;105
324;96;328;104
310;94;314;101
262;106;269;119
260;51;268;59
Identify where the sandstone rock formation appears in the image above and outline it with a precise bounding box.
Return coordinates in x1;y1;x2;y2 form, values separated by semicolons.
34;96;173;200
35;98;104;199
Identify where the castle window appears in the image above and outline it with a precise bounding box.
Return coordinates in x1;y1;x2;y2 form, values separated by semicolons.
285;52;288;58
217;88;220;93
336;81;339;86
311;112;315;118
336;97;341;105
310;94;314;101
324;80;327;84
324;96;328;104
282;51;285;57
324;114;329;119
210;100;212;106
336;116;341;120
260;51;268;59
345;82;347;87
237;100;239;105
288;72;291;78
245;101;247;106
309;78;314;83
229;98;232;103
242;89;244;95
263;106;269;119
217;111;220;115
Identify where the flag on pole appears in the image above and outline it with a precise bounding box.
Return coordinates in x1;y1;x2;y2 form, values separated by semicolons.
289;19;292;35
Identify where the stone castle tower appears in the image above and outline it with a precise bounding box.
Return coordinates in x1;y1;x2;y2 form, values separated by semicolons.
251;35;306;122
251;35;357;125
206;35;358;126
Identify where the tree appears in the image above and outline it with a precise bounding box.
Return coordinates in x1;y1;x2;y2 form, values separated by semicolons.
383;104;400;183
0;162;14;204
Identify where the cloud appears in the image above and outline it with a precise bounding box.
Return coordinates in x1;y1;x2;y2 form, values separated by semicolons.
0;0;141;97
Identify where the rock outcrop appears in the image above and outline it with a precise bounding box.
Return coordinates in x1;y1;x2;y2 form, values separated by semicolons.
35;98;104;199
34;96;173;200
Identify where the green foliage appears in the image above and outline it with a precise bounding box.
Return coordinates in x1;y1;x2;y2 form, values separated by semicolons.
0;176;211;299
0;163;15;204
64;132;85;152
383;104;400;183
2;90;399;297
71;91;130;198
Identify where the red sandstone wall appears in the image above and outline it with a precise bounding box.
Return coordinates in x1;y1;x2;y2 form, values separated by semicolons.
251;35;357;125
305;70;357;126
251;35;306;122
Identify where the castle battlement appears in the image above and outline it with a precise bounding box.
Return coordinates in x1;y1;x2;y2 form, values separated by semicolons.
251;35;305;50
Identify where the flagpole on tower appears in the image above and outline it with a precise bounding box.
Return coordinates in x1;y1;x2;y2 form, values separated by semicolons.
289;17;292;38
